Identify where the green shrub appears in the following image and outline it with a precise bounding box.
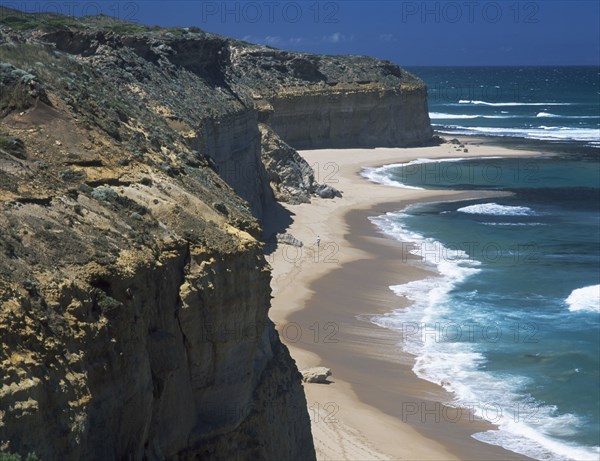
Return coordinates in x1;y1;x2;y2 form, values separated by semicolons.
0;43;82;91
0;84;31;114
0;135;13;148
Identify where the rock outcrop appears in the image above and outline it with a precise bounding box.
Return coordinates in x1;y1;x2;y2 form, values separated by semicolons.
259;124;316;204
275;232;303;248
259;124;342;204
315;184;342;200
301;367;332;384
0;7;433;460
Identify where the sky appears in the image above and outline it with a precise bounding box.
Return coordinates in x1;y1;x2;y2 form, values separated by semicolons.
3;0;600;66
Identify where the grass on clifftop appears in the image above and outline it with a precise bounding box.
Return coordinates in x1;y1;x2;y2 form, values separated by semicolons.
0;9;82;31
0;7;203;36
0;452;39;461
0;6;133;32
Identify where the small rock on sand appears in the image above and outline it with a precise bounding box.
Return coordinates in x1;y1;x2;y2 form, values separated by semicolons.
301;367;332;384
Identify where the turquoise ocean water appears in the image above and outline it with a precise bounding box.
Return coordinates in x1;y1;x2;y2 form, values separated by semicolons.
363;67;599;461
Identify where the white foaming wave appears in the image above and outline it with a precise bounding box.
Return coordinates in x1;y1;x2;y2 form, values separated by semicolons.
535;113;600;119
430;112;479;119
457;100;574;107
369;210;481;356
361;157;503;189
404;319;599;461
361;166;424;189
565;285;600;313
388;288;598;460
369;210;481;271
433;111;599;120
435;125;600;143
539;113;600;119
369;211;426;248
483;222;546;226
369;207;599;461
474;429;599;461
430;112;527;119
457;203;536;216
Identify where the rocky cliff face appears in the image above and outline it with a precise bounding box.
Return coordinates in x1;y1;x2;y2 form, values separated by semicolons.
0;8;433;460
268;88;431;149
42;27;275;219
231;48;433;149
0;17;313;461
0;221;312;461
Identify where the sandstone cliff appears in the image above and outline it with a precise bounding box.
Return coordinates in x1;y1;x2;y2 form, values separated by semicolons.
0;8;433;460
231;48;433;149
0;14;313;461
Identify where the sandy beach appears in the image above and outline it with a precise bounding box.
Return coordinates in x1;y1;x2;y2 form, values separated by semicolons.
264;138;543;460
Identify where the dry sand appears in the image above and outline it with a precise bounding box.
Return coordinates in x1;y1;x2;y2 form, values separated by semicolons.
265;139;542;460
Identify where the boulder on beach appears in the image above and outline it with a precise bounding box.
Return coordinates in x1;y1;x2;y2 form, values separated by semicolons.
315;184;342;199
301;367;332;384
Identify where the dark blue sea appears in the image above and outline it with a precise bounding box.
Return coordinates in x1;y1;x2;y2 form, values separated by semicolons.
363;67;600;461
410;66;600;148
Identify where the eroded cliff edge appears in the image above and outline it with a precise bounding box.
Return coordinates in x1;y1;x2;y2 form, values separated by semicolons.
0;9;433;460
232;48;433;149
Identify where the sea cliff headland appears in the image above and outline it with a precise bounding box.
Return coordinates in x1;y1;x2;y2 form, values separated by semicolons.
0;7;432;460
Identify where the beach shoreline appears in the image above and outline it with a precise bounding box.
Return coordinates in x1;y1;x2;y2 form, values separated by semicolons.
265;137;543;460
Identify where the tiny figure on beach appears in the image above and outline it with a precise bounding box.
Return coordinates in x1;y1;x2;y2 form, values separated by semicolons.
317;235;321;248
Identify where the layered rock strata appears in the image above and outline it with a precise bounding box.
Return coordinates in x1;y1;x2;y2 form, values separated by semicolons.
231;48;433;149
